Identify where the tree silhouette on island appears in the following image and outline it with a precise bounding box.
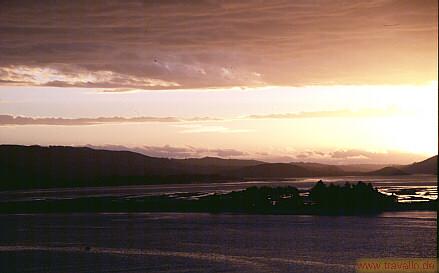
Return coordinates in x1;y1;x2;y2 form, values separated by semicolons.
199;181;398;214
1;181;435;215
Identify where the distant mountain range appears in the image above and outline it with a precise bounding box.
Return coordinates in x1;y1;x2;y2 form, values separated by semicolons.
0;145;436;190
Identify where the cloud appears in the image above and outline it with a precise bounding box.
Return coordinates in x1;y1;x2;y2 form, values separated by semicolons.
177;124;252;134
0;0;436;90
0;107;404;126
85;144;248;159
0;114;221;126
291;149;428;164
81;145;426;164
328;149;424;164
0;65;179;89
246;107;401;119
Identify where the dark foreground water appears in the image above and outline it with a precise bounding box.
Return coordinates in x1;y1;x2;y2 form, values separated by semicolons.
0;211;436;273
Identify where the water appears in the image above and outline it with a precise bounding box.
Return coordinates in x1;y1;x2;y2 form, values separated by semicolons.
0;176;436;272
0;175;436;202
0;211;436;273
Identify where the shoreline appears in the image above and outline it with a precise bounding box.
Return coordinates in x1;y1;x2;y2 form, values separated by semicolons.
0;193;436;215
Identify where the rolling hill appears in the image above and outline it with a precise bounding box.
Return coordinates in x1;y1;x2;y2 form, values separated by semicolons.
402;155;437;174
229;163;310;178
366;166;409;176
0;145;436;190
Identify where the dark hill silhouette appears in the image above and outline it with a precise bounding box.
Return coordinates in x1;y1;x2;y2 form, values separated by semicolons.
0;145;436;190
229;163;310;178
0;144;187;175
0;145;191;189
288;162;346;176
181;157;264;167
402;155;437;174
366;166;409;176
336;163;392;172
179;157;264;175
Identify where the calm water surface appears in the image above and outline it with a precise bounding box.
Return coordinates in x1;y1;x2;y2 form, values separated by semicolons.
0;211;436;273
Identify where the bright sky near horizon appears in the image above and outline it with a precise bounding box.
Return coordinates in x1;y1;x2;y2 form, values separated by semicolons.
0;0;437;164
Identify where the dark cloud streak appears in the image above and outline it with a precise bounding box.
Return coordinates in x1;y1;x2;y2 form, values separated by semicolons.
0;114;219;126
0;108;400;126
246;108;399;119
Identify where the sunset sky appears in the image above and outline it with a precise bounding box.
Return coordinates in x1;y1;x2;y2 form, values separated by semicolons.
0;0;437;164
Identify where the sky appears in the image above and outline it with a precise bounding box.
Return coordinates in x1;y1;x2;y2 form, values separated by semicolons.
0;0;437;164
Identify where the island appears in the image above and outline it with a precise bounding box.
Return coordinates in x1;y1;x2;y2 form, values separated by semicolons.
0;181;436;214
